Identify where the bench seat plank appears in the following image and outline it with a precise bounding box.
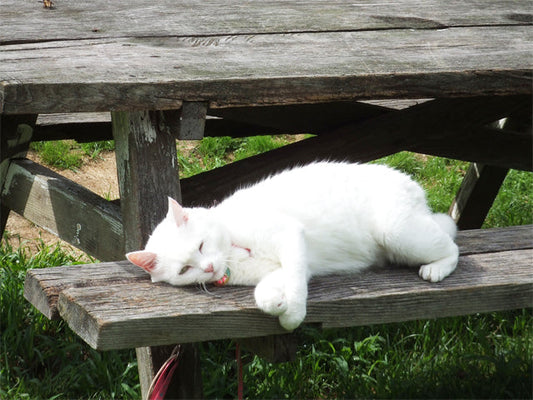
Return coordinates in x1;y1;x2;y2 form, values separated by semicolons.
24;226;533;350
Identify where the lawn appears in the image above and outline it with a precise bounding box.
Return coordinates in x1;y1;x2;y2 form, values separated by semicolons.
1;136;532;399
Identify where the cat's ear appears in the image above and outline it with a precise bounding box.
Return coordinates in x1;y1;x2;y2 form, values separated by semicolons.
167;197;188;226
126;251;157;272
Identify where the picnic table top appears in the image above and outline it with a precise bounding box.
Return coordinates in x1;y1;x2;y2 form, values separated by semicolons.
1;0;531;114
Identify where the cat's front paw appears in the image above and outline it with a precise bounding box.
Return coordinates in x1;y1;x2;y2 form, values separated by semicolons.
279;305;306;331
419;260;455;282
254;282;288;316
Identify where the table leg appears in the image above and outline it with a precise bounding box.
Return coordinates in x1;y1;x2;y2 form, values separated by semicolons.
448;115;531;229
449;163;509;230
111;109;203;399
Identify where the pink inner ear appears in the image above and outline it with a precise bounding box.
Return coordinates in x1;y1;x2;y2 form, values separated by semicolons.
168;197;188;226
126;251;157;272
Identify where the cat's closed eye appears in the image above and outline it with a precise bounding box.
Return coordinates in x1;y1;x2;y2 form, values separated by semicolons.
179;265;192;275
199;242;204;253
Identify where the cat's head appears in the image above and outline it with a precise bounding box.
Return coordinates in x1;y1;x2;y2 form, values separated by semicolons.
126;197;231;286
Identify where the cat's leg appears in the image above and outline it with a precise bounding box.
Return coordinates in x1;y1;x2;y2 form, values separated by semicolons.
384;213;459;282
254;269;288;316
275;225;310;330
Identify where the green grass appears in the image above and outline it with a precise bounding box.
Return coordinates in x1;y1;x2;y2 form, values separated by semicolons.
201;311;531;399
178;135;291;178
3;136;532;399
0;239;139;399
30;140;115;170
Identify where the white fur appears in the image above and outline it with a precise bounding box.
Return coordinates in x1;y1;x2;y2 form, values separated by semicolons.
127;162;459;330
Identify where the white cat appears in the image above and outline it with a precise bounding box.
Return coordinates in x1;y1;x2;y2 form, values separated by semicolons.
126;162;458;330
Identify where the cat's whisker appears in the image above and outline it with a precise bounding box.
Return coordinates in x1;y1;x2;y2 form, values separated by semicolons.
198;282;218;296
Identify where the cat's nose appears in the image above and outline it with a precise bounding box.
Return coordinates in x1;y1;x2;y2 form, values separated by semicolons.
205;264;214;273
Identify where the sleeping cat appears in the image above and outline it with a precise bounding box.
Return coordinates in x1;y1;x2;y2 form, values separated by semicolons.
126;162;459;330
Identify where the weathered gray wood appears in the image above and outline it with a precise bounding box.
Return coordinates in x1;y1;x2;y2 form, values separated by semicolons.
408;126;532;172
179;102;207;140
181;96;529;206
454;225;533;256
31;101;390;142
0;114;38;236
34;112;112;143
1;26;531;114
24;225;533;321
50;248;533;350
0;158;124;260
23;225;533;350
111;110;201;399
29;101;431;142
2;0;531;45
24;260;147;320
408;100;532;171
449;164;509;230
111;110;181;249
449;114;532;229
210;101;388;134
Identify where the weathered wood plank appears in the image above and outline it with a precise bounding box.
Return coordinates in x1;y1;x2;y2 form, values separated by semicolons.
455;225;533;256
314;250;533;330
23;225;533;348
209;101;388;134
3;0;530;45
408;126;532;172
449;164;509;230
34;113;112;143
24;260;146;320
179;102;207;140
32;101;389;142
408;100;532;171
2;26;531;113
24;225;533;321
0;158;124;261
52;248;533;350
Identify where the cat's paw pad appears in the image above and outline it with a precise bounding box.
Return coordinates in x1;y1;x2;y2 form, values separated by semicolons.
279;306;306;331
254;285;287;316
419;263;447;282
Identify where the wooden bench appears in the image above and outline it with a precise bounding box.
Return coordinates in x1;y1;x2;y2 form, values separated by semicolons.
1;0;532;398
25;225;533;351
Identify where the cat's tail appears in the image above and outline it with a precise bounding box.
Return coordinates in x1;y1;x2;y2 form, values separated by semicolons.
432;213;457;239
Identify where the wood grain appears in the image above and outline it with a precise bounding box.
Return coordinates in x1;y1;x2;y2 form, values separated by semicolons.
3;0;531;44
112;110;181;250
23;225;533;350
2;26;531;114
56;248;533;350
1;158;124;261
449;164;509;230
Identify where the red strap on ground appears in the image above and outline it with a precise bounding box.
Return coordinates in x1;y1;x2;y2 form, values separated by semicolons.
148;345;181;400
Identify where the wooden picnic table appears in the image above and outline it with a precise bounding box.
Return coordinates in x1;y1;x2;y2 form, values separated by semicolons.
1;0;532;398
